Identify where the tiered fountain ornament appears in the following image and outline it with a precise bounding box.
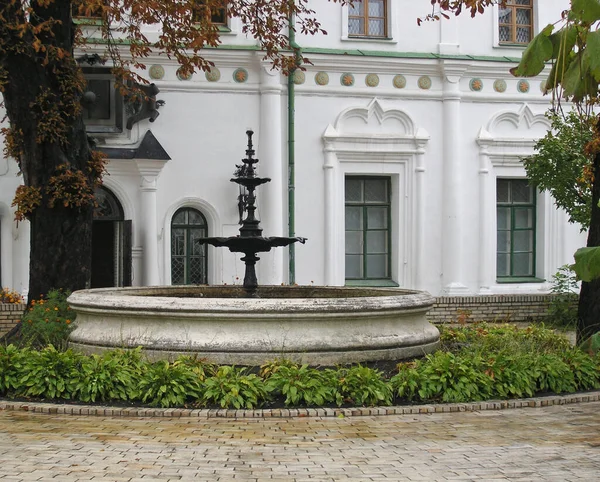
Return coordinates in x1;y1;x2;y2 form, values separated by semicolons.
68;131;440;365
197;130;306;298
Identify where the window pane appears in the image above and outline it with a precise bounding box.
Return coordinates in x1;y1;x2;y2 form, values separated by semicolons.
173;210;186;224
514;208;533;229
172;229;185;256
367;207;388;229
189;257;205;284
497;180;510;202
345;231;363;255
188;210;205;225
86;80;111;120
513;231;533;252
516;27;531;43
516;0;531;5
499;25;511;42
497;207;511;230
513;253;534;276
345;206;363;230
364;179;387;203
366;254;388;278
348;18;364;35
497;253;510;277
498;8;512;24
345;255;363;279
368;0;385;16
190;229;206;255
516;8;531;24
345;179;363;202
368;19;385;36
511;180;532;203
349;0;364;15
172;257;185;285
366;231;387;254
497;231;511;253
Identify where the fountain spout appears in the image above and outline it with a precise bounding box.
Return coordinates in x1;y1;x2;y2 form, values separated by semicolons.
198;130;306;297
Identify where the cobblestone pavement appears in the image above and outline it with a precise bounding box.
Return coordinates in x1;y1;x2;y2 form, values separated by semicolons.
0;402;599;481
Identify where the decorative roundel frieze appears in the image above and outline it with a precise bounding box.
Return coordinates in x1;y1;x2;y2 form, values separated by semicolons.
205;67;221;82
315;71;329;86
149;64;165;80
340;73;355;87
393;74;407;89
493;79;507;93
517;79;530;93
233;68;248;83
469;78;483;92
293;70;305;85
418;75;432;90
365;73;379;87
176;69;192;81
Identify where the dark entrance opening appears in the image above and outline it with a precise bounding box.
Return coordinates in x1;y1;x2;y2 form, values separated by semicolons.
92;186;132;288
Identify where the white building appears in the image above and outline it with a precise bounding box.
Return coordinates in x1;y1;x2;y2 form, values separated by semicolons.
0;0;585;303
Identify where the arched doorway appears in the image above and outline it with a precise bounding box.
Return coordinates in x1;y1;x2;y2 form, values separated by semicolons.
92;186;132;288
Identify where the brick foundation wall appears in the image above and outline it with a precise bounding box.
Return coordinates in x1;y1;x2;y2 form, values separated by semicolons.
0;303;25;337
428;294;559;324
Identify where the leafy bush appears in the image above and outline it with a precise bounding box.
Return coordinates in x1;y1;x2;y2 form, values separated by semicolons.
17;346;83;400
20;289;75;350
547;265;579;328
176;355;216;381
0;344;28;395
138;360;202;408
203;365;270;409
532;353;577;394
562;349;600;391
484;353;537;399
75;353;140;403
334;365;392;407
266;364;337;407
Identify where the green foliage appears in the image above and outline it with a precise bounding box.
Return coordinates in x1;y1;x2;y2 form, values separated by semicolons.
510;23;554;77
175;355;216;381
138;360;202;408
17;346;83;400
562;348;600;390
334;365;392;407
573;246;600;282
523;111;594;230
533;353;577;394
266;364;337;407
20;289;75;350
484;353;537;399
75;353;140;403
0;344;28;395
547;265;579;328
580;332;600;356
202;366;270;409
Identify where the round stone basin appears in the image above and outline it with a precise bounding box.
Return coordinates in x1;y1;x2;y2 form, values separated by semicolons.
67;286;440;365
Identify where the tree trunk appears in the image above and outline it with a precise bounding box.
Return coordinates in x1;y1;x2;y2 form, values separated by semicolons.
0;1;94;303
577;150;600;343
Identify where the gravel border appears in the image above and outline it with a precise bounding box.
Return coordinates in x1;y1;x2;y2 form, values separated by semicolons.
1;391;599;418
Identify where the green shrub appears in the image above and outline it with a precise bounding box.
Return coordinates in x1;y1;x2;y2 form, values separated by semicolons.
547;265;579;328
203;365;270;409
561;349;600;391
266;364;337;407
390;361;421;401
484;353;537;399
0;344;28;396
75;353;140;403
532;353;577;394
176;354;216;381
102;347;147;376
334;365;392;407
20;289;75;350
138;360;202;408
18;346;83;399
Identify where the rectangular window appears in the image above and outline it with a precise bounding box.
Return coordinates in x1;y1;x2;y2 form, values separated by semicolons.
81;68;124;134
345;177;391;282
192;1;227;25
348;0;387;38
496;179;536;280
498;0;533;44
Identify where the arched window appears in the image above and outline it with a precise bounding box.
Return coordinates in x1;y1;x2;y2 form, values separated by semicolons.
171;208;208;285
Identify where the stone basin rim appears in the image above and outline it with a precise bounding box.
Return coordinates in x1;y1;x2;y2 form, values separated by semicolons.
68;285;435;314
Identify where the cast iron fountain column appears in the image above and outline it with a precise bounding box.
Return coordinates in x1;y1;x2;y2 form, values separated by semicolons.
198;130;306;297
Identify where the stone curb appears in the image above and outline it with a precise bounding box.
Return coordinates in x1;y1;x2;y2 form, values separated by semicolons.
1;391;599;418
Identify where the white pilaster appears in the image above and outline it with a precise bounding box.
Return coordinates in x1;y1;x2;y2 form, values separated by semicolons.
477;146;493;293
258;63;285;285
441;62;470;295
323;148;338;286
135;159;168;286
413;140;427;290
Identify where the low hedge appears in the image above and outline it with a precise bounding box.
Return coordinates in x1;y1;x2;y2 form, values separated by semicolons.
1;324;599;409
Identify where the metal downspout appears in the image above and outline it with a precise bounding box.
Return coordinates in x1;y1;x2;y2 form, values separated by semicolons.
288;10;301;285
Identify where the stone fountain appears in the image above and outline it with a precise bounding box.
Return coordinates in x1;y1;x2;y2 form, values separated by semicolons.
68;131;439;365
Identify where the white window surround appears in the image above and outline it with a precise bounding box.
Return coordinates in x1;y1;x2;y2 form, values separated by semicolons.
492;1;538;48
322;98;429;288
341;0;397;43
162;198;221;286
476;104;557;294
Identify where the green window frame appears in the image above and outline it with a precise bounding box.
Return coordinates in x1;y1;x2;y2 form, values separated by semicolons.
345;177;392;284
348;0;388;38
496;179;537;281
171;208;208;285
